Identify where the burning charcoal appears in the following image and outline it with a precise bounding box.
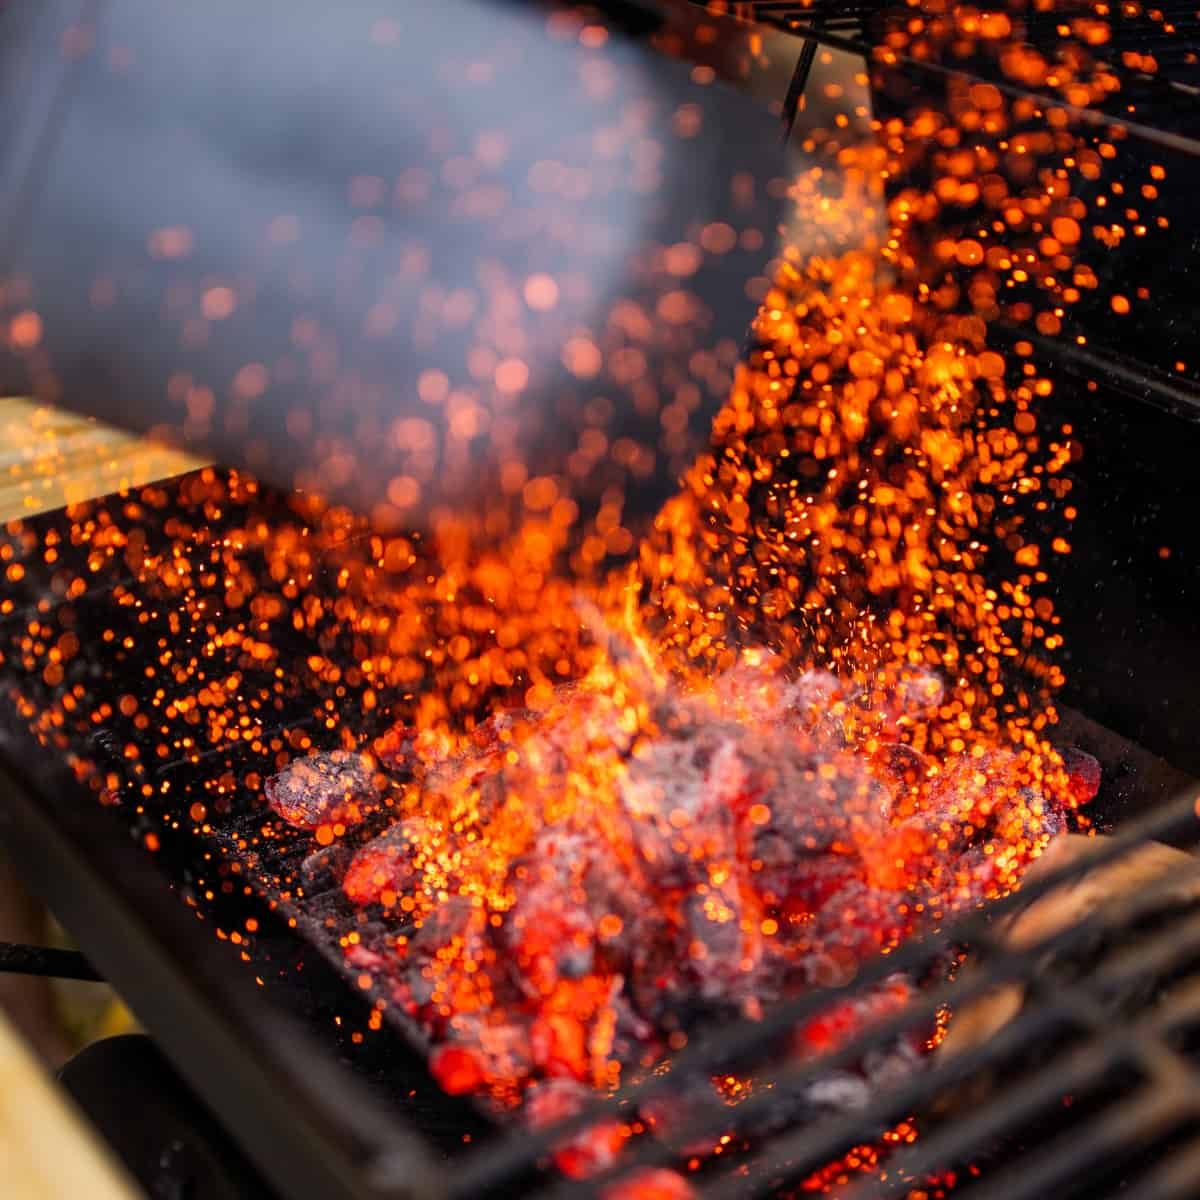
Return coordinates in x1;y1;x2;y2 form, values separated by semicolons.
444;1014;535;1085
264;749;379;830
497;832;607;997
711;654;795;722
869;742;931;814
751;835;862;913
344;943;392;975
342;819;432;907
399;896;486;1014
802;882;913;981
743;751;885;908
298;841;354;893
787;672;854;734
525;1079;627;1178
609;990;664;1069
1060;746;1101;807
531;1012;592;1080
320;651;1082;1132
892;668;945;716
373;723;418;775
620;732;740;888
680;883;761;1004
600;1168;695;1200
429;1042;487;1095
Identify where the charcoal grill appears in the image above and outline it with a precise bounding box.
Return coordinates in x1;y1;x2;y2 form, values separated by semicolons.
2;2;1200;1198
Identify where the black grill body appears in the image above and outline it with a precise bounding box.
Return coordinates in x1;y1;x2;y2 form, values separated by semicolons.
1;4;1199;1200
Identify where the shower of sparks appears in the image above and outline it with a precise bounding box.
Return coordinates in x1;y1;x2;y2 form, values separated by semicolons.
0;2;1175;1196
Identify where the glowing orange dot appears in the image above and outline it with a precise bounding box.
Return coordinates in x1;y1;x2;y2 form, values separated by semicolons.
386;476;421;508
700;223;737;254
664;242;702;277
562;337;602;379
144;833;160;852
147;226;193;259
202;287;236;320
760;918;779;936
1051;217;1081;245
598;914;624;939
315;825;335;846
189;802;206;822
523;273;559;311
1110;294;1130;314
232;363;269;398
748;803;772;826
494;358;529;395
954;240;984;266
9;310;42;349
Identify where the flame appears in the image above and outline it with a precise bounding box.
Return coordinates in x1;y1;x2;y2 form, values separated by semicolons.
0;3;1175;1195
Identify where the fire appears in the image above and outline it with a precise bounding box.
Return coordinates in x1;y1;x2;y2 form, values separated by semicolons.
0;2;1176;1195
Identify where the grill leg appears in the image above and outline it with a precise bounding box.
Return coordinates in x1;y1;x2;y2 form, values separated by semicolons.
781;35;820;139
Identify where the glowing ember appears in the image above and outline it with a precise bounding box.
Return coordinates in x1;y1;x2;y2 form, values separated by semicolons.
0;1;1181;1194
268;648;1082;1132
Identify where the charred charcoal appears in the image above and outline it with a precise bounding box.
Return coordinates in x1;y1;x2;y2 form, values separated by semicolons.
298;841;354;893
497;832;609;997
267;651;1086;1167
429;1043;487;1095
1061;746;1102;807
264;749;380;830
373;723;418;775
785;669;846;731
620;732;740;888
342;818;433;907
525;1079;628;1178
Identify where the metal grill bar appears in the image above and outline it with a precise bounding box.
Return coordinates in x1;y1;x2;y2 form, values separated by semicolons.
449;787;1200;1198
501;808;1200;1200
0;941;103;981
531;1005;1085;1200
899;1092;1186;1200
711;1032;1137;1200
1120;1138;1200;1200
710;1;1200;148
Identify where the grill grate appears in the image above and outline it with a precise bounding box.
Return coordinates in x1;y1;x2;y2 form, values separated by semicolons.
487;789;1200;1200
2;464;1200;1198
702;0;1200;136
0;8;1197;1198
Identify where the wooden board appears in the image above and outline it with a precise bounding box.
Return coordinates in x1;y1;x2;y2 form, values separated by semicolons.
0;1013;140;1200
0;396;209;523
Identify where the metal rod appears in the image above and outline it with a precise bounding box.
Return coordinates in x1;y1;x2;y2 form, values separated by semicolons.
781;36;820;139
0;941;104;981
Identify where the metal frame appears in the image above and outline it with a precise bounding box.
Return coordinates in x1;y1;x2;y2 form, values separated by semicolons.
0;749;446;1200
0;941;102;981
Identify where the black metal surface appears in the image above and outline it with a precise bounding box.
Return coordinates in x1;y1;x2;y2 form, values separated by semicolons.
59;1035;281;1200
780;33;820;137
0;941;102;981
